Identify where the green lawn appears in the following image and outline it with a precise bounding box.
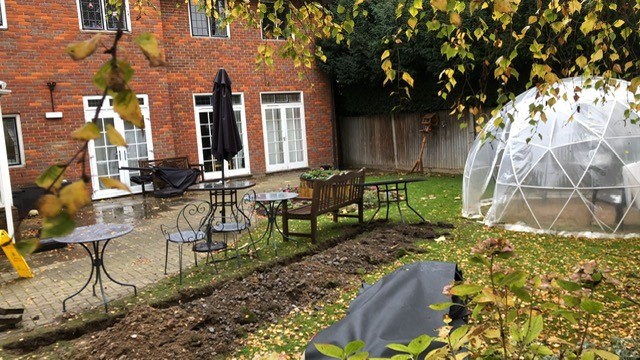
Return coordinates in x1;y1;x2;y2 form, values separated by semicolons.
234;173;640;359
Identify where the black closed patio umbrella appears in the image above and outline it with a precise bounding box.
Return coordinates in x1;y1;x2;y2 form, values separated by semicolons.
211;68;243;183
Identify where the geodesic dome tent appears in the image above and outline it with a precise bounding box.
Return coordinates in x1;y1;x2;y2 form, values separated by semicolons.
463;77;640;237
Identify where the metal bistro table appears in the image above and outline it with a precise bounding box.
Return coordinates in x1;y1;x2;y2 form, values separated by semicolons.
49;223;137;312
364;178;427;223
188;180;256;263
255;191;299;256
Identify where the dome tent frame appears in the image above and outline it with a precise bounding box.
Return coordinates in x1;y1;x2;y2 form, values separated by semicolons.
463;77;640;238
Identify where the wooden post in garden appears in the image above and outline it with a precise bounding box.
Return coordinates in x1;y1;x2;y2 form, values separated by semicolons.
410;113;439;174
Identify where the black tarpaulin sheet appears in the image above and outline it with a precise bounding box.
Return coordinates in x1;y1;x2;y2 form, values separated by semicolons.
155;168;201;193
304;261;466;359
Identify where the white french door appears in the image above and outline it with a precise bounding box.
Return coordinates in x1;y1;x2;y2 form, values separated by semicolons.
84;95;153;199
261;92;308;172
194;93;250;180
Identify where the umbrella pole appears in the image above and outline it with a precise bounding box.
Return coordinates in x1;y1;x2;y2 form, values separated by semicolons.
221;161;226;224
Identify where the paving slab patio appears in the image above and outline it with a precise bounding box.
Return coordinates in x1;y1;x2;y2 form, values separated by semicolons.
0;171;304;339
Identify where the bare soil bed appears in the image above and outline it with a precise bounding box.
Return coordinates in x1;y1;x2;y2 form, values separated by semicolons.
6;222;449;359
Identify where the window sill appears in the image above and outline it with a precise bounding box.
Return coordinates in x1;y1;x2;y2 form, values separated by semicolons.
191;35;230;39
80;29;132;34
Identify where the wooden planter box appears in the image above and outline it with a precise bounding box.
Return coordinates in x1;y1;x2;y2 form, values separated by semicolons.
299;177;314;199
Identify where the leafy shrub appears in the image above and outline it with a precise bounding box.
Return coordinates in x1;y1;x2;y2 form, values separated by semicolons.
300;169;340;180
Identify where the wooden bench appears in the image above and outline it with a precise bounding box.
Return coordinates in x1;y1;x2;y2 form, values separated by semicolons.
282;169;365;243
136;157;204;198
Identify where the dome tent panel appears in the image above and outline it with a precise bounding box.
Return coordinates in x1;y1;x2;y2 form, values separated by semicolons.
550;140;600;185
605;103;640;138
606;137;640;165
549;118;600;148
462;123;509;218
551;191;604;232
463;77;640;237
518;151;574;189
485;184;539;228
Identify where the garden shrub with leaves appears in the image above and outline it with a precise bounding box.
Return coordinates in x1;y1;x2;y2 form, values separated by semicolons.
300;169;341;180
316;237;631;359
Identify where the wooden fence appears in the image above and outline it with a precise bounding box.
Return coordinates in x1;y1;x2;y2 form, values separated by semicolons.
338;111;475;174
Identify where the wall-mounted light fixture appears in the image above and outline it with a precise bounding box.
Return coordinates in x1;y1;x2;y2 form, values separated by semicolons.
47;82;56;111
45;82;63;119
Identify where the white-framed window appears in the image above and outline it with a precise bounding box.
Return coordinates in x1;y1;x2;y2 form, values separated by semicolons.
76;0;130;31
189;0;228;38
0;0;7;29
3;115;24;167
260;0;289;40
261;92;308;172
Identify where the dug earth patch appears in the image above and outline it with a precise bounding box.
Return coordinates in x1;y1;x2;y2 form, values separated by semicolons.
5;222;449;359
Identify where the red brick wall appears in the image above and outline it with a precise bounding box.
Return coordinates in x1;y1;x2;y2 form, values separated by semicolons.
159;0;334;174
0;0;333;190
0;0;173;188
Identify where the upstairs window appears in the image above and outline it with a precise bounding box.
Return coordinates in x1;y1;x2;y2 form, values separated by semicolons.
0;0;7;29
189;0;228;38
77;0;130;31
261;1;289;40
3;115;24;167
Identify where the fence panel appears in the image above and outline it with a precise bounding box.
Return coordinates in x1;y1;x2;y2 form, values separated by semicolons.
338;111;474;173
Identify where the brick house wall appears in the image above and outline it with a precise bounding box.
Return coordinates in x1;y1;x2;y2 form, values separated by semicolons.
0;0;334;195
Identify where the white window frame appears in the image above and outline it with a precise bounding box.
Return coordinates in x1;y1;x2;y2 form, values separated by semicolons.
2;114;25;167
260;91;308;172
83;94;153;199
193;92;250;180
260;0;289;40
188;0;229;38
0;0;7;30
76;0;131;32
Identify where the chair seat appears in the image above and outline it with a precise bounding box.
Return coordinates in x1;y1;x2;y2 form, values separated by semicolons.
211;222;248;232
193;241;227;253
167;230;205;244
130;174;153;185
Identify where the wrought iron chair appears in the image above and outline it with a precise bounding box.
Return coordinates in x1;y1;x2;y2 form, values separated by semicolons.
208;190;258;267
160;201;213;283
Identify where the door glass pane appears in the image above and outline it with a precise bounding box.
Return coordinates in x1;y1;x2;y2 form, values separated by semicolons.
266;108;284;166
230;109;246;170
285;107;303;163
123;120;148;165
96;147;107;161
94;117;120;188
198;111;215;172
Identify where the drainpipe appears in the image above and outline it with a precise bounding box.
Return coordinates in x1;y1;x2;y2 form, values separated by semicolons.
0;81;14;238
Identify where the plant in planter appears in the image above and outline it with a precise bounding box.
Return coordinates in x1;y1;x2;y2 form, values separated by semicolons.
299;168;341;198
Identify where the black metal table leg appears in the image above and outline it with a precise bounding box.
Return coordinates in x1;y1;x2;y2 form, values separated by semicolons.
62;243;94;313
99;240;138;296
403;184;426;222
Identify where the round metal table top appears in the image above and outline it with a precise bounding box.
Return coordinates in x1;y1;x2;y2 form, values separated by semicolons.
188;180;256;191
47;223;134;244
255;191;299;202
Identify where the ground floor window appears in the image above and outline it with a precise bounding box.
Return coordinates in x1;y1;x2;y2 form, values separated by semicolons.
261;92;307;172
3;115;23;166
193;93;250;180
